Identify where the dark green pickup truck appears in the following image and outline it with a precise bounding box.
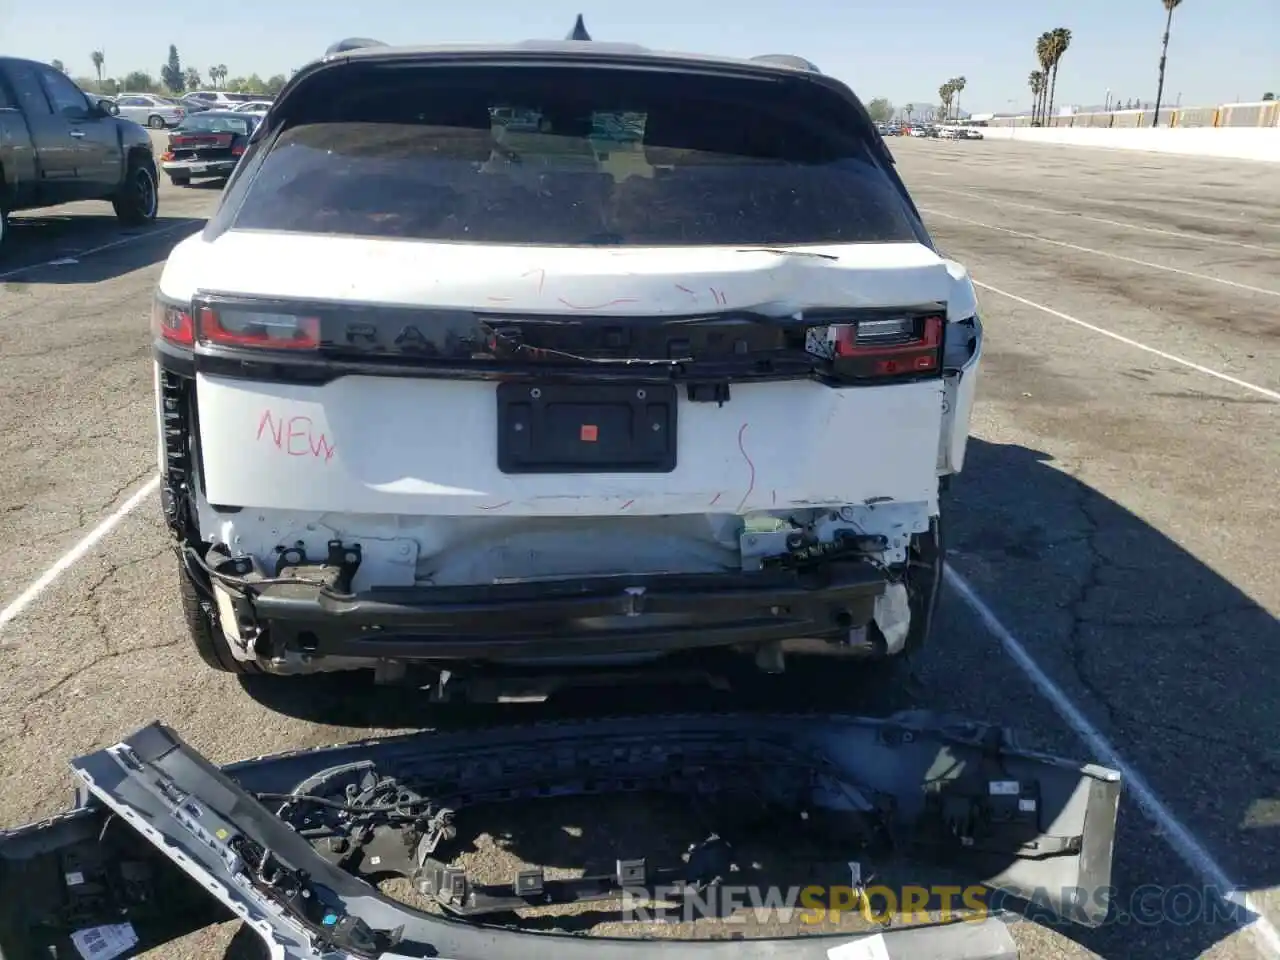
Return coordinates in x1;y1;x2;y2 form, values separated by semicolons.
0;56;159;252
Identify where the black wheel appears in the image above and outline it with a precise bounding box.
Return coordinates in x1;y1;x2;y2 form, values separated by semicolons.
169;174;191;187
112;159;159;225
178;556;261;674
148;114;167;129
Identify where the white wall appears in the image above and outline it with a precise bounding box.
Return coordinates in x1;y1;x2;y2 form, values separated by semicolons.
969;125;1280;162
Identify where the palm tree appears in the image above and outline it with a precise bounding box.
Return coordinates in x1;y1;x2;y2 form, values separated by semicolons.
1029;71;1045;123
904;103;914;123
1035;32;1053;124
91;50;105;85
1152;0;1183;126
1046;28;1072;123
950;76;967;120
938;82;954;121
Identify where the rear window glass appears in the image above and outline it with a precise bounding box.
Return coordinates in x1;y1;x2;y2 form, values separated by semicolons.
232;65;920;246
181;114;254;135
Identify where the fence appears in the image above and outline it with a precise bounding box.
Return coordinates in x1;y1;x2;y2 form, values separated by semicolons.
984;100;1280;130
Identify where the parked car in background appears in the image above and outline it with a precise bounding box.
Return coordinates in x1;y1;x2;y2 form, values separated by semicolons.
0;56;158;251
230;99;273;114
180;94;214;114
158;109;259;186
187;90;258;109
113;92;186;128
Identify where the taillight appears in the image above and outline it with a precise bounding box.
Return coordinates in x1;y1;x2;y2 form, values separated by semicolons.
197;305;321;350
152;299;194;346
231;144;245;157
814;314;944;380
160;150;175;161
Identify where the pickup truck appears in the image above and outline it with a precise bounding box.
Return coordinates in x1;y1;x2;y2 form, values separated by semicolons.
0;56;159;252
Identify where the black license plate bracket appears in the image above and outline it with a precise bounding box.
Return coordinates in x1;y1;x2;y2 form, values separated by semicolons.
497;382;677;474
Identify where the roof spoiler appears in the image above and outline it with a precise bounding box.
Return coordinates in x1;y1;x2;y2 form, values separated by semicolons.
566;14;592;41
749;53;823;73
325;37;389;56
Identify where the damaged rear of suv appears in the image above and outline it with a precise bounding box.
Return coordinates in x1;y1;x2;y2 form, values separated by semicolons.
151;38;983;684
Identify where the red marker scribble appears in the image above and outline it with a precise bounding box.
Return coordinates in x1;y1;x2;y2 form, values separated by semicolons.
486;296;514;303
675;283;697;297
557;297;640;311
619;499;635;512
734;422;756;513
476;500;513;511
708;491;722;506
257;410;336;462
521;268;547;294
709;287;727;305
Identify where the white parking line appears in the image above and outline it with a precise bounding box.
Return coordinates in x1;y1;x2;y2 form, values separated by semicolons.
972;279;1280;403
919;207;1280;299
0;476;159;637
915;185;1280;254
0;220;199;283
945;565;1280;958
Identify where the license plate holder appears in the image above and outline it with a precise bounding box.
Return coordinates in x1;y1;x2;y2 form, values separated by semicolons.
189;164;207;173
497;382;677;474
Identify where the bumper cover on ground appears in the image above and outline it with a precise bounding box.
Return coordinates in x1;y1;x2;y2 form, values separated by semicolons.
0;711;1122;960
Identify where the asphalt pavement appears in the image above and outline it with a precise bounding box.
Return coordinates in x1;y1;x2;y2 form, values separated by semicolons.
0;132;1276;960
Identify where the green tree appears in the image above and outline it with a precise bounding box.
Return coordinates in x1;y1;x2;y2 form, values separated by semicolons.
938;81;955;121
161;44;184;93
1046;28;1072;123
51;59;66;73
1029;71;1045;122
184;66;202;90
264;74;289;96
1151;0;1183;126
122;70;155;92
1263;92;1276;101
865;97;894;123
91;49;105;85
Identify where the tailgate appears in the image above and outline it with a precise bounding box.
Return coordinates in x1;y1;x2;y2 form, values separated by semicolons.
190;236;964;517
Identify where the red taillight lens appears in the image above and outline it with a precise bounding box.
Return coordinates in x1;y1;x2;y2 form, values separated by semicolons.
818;314;944;379
197;306;321;350
231;144;245;157
160;150;175;161
152;300;194;346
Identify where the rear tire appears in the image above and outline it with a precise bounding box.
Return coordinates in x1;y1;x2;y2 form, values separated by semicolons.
112;158;159;225
148;115;167;129
178;556;261;675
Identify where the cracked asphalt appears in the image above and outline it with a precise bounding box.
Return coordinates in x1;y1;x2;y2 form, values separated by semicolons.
0;133;1277;960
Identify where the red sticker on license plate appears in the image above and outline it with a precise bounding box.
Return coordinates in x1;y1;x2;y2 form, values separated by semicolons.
580;424;598;442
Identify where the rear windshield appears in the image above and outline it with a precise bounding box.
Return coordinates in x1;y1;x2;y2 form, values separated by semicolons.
180;114;254;135
232;65;921;246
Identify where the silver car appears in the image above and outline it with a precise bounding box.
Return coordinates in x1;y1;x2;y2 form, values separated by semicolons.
113;93;186;128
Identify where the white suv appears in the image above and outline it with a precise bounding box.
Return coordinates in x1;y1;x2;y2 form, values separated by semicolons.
151;38;983;686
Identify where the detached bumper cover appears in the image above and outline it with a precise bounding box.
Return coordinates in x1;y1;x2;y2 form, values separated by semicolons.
233;563;890;661
0;712;1122;960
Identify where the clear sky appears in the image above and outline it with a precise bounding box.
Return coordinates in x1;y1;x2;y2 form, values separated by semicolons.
5;0;1276;113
